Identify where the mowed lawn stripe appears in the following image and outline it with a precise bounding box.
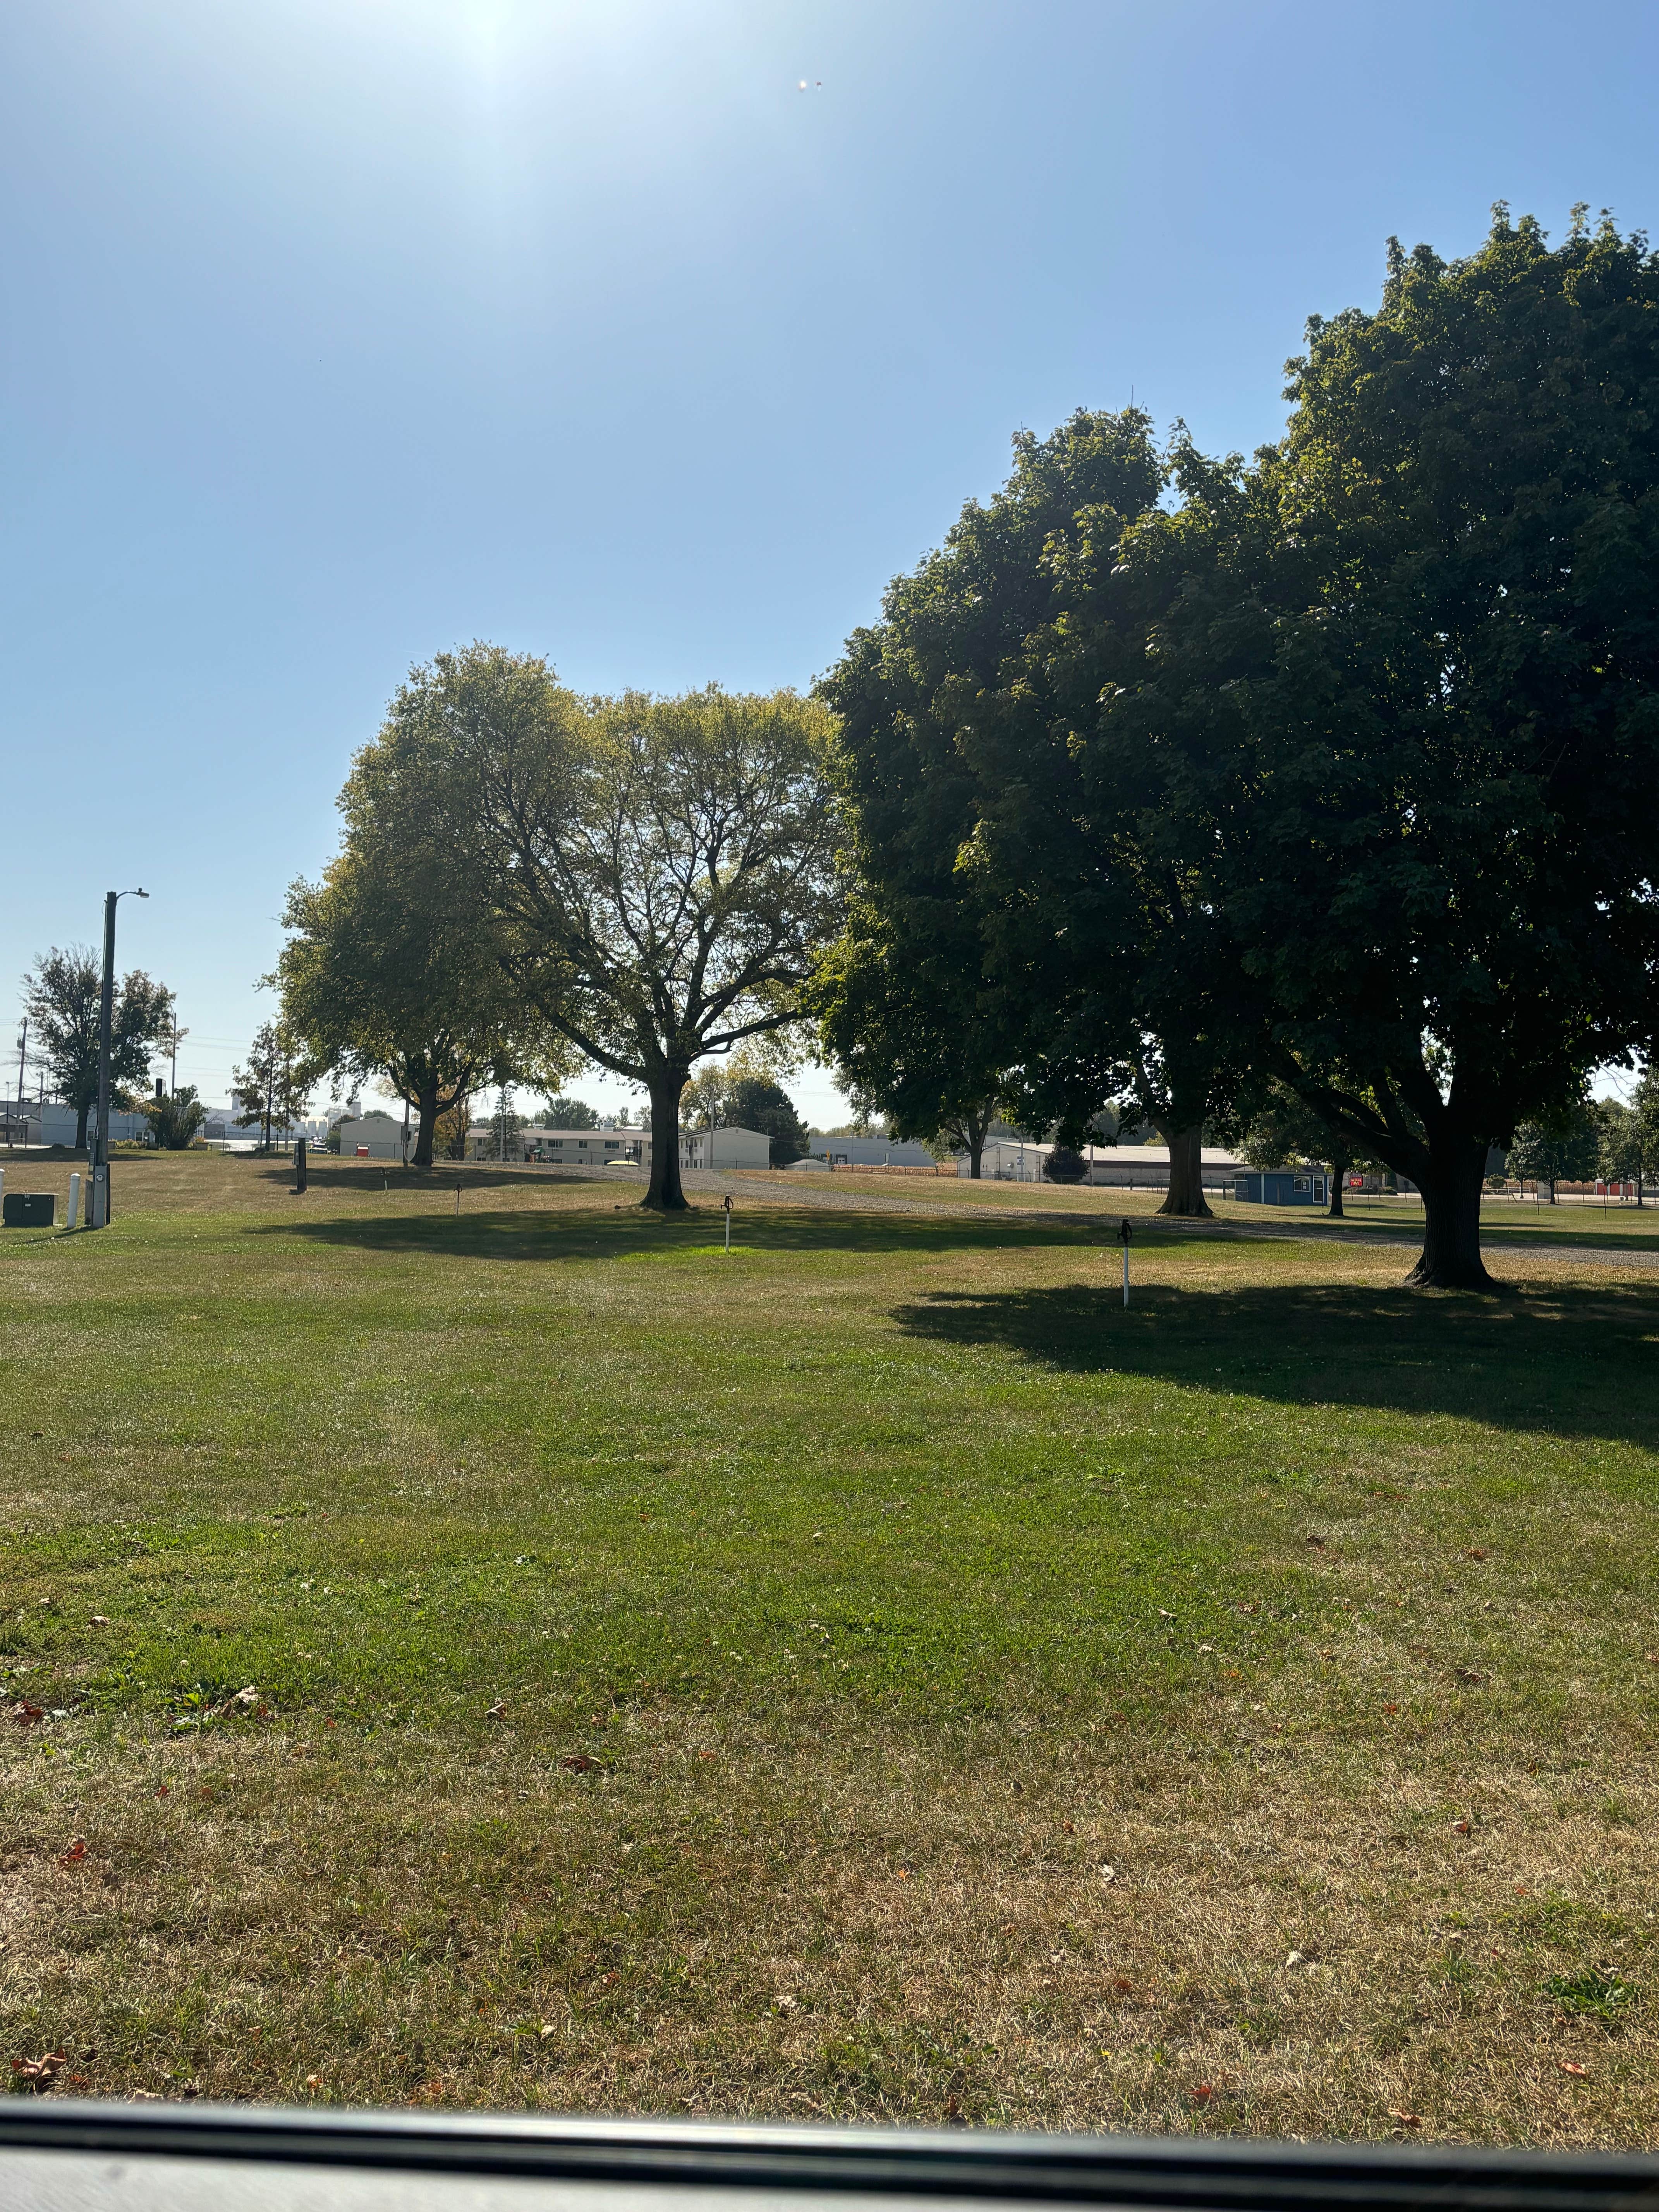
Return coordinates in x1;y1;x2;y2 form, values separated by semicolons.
2;1153;1657;2137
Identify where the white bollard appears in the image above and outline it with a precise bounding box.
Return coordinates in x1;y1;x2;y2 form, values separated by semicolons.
67;1173;81;1230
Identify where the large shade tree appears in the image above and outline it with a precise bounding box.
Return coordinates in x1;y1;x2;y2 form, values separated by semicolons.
1113;208;1659;1286
815;407;1247;1214
21;946;173;1148
412;647;838;1209
278;688;572;1166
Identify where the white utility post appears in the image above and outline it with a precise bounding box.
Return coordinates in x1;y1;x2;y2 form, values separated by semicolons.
67;1173;81;1230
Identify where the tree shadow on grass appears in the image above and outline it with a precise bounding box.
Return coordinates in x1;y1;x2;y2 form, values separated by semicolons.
244;1204;1100;1266
890;1278;1659;1450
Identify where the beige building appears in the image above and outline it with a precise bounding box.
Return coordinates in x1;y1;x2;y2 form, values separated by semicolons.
643;1124;773;1174
465;1125;644;1167
338;1113;405;1160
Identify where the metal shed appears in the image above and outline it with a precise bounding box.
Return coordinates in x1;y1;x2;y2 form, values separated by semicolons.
1233;1168;1328;1206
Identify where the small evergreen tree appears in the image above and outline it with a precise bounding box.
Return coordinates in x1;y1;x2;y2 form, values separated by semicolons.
145;1084;207;1151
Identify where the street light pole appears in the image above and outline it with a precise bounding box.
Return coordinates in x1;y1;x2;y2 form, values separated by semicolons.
91;887;148;1230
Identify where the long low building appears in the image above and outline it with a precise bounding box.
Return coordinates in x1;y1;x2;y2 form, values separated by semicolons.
805;1134;939;1168
967;1139;1246;1188
467;1125;645;1166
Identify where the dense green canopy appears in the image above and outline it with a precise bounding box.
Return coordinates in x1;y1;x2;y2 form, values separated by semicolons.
821;209;1659;1285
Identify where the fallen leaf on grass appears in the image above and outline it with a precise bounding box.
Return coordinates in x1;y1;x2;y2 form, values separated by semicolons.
1383;1702;1400;1713
559;1753;598;1774
1456;1668;1486;1684
1306;1535;1326;1549
1560;2061;1589;2077
10;1702;46;1727
12;2051;67;2087
1099;1864;1116;1884
89;1615;110;1626
58;1839;87;1866
155;1785;170;1799
1465;1548;1487;1561
1389;2109;1422;2128
1192;2082;1215;2102
486;1700;507;1720
304;2073;323;2090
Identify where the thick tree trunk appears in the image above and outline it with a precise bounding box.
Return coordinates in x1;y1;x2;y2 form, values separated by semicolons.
75;1097;91;1150
413;1080;440;1169
644;1070;690;1210
1155;1122;1212;1218
1403;1135;1496;1291
1546;1178;1556;1205
968;1135;983;1179
1328;1167;1345;1219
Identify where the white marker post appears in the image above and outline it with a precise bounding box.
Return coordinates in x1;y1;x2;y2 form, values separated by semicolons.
67;1173;81;1230
1117;1216;1132;1307
723;1192;733;1252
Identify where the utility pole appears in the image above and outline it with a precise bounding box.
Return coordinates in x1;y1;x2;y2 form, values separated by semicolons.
91;887;148;1228
14;1017;26;1135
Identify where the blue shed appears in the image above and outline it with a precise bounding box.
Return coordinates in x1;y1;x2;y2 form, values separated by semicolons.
1233;1169;1328;1206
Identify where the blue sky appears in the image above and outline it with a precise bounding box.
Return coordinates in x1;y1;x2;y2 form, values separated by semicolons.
5;0;1657;1121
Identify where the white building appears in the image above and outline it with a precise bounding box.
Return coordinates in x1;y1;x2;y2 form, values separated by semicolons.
642;1124;773;1174
804;1134;937;1167
338;1113;405;1159
967;1139;1244;1190
467;1125;645;1167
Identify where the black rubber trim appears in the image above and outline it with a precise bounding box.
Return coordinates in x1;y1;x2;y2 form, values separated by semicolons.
0;2106;1657;2211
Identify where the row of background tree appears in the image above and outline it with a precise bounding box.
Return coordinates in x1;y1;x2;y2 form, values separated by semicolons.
270;211;1659;1277
807;209;1659;1288
23;209;1659;1286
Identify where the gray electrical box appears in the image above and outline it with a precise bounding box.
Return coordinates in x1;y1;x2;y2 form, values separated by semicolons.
2;1191;55;1228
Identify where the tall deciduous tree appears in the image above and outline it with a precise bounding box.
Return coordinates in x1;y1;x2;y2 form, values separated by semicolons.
279;695;570;1168
814;408;1243;1214
723;1073;810;1165
1595;1097;1645;1200
232;1022;316;1151
417;647;837;1210
1093;211;1659;1285
1510;1105;1600;1204
21;946;172;1148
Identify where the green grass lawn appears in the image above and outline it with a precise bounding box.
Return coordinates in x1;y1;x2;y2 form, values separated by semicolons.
2;1151;1657;2143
